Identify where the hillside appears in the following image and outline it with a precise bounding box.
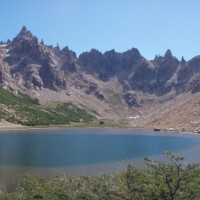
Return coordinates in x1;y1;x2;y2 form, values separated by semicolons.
1;26;200;131
0;87;93;127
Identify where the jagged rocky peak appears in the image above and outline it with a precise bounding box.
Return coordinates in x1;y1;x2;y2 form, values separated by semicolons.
104;49;121;62
121;47;142;59
78;48;105;72
120;47;143;71
61;46;77;59
2;26;72;91
164;49;173;58
20;25;28;34
187;56;200;69
79;48;102;61
153;54;162;62
82;48;123;79
10;26;39;56
79;47;145;81
181;56;186;64
129;47;141;56
153;49;179;64
14;26;37;42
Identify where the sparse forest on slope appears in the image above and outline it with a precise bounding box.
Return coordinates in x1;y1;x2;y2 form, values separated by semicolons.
0;87;93;126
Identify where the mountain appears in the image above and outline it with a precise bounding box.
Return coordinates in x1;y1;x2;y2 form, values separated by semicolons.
1;26;200;132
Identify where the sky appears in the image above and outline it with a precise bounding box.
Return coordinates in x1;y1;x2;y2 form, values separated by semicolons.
0;0;200;60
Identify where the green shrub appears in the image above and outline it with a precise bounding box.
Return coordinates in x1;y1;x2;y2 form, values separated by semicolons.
0;88;94;126
1;153;200;200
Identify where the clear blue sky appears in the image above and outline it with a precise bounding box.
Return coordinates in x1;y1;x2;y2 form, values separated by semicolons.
1;0;200;60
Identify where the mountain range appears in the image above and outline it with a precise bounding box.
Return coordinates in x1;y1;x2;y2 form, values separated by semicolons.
0;26;200;132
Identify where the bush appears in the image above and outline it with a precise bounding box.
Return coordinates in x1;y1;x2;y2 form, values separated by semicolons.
1;152;200;199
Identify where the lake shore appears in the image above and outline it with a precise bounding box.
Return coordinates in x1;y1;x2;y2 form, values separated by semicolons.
0;119;199;137
0;121;196;135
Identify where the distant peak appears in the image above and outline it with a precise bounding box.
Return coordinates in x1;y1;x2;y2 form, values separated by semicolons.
88;48;103;55
62;46;69;52
164;49;173;58
181;56;186;64
17;26;34;38
122;48;141;58
90;48;101;53
12;26;38;47
21;25;28;33
128;48;141;56
131;47;140;53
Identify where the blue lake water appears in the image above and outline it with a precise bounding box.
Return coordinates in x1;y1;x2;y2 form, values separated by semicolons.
0;128;199;167
0;128;200;186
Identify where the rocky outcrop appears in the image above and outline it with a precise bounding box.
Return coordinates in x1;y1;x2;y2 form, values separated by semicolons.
120;48;142;71
78;48;143;81
84;82;105;101
79;49;110;81
128;61;156;93
176;56;200;93
123;50;179;96
94;91;105;101
3;26;81;91
123;92;140;107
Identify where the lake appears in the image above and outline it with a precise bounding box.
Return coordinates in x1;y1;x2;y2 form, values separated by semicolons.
0;128;200;189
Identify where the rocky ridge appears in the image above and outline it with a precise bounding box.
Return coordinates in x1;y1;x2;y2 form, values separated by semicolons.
1;26;200;131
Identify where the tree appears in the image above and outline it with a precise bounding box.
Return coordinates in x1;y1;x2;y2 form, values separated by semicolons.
108;165;149;200
144;151;200;200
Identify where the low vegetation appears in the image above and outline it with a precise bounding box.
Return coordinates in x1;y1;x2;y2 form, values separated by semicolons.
1;152;200;199
0;87;94;126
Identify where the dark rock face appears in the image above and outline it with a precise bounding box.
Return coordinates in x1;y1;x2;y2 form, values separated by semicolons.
84;82;105;101
155;50;179;83
61;47;78;73
79;49;110;81
10;26;40;62
152;50;179;95
129;61;156;93
104;50;121;73
164;49;173;58
78;48;143;81
176;56;200;93
123;50;179;96
120;48;142;71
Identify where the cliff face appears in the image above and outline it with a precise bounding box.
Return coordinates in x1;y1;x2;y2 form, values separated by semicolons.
1;26;200;111
78;48;143;81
